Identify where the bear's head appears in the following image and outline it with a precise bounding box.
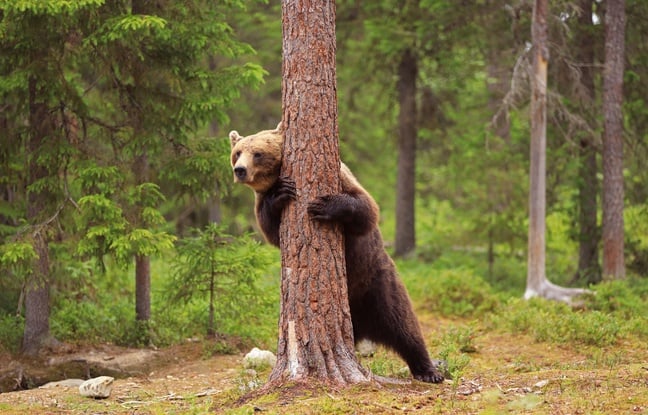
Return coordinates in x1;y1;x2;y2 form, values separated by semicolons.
229;123;282;193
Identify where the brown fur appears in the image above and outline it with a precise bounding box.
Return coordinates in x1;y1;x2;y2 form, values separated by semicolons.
229;126;444;383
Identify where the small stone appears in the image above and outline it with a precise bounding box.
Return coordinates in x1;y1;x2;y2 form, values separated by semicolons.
78;376;114;399
243;347;276;369
356;339;377;357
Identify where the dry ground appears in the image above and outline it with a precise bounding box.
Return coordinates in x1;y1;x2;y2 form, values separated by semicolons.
0;316;646;414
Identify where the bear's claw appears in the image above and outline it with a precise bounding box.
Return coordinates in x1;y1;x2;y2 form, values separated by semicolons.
413;368;445;384
274;176;297;202
307;195;335;221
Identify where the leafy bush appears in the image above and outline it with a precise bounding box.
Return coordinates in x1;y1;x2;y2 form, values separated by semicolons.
491;298;621;346
586;279;648;318
164;224;279;347
0;314;24;353
625;205;648;275
52;299;124;343
401;264;500;317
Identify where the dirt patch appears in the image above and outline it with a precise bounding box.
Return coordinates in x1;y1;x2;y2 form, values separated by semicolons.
0;341;237;392
0;342;245;413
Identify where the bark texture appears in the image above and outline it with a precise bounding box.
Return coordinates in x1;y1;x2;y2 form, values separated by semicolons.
394;48;418;258
602;0;626;280
268;0;369;387
574;0;601;284
131;0;155;322
22;77;54;356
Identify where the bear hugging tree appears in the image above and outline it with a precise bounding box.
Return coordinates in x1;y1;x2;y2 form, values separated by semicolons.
229;124;444;384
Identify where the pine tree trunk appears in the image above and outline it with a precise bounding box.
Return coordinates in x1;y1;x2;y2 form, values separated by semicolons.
132;150;151;322
267;0;369;387
22;77;54;356
22;234;52;356
574;0;601;284
394;48;417;258
134;255;151;321
602;0;626;280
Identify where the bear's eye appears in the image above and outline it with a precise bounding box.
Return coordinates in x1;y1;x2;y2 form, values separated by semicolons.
253;152;262;159
234;151;241;159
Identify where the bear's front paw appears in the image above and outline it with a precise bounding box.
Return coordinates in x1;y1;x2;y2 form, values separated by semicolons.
307;195;336;222
413;368;445;384
274;176;297;204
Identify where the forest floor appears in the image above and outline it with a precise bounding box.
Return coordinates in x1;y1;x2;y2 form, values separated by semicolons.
0;313;647;414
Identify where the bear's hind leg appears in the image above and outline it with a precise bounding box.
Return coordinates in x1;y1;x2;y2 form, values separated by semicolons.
359;283;445;383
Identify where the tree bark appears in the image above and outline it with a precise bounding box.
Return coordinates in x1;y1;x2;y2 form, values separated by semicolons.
394;48;418;258
267;0;369;387
574;0;601;284
22;77;54;356
131;0;154;322
525;0;590;303
525;0;549;298
602;0;626;280
134;254;151;321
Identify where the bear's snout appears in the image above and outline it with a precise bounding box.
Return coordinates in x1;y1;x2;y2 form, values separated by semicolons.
234;166;247;180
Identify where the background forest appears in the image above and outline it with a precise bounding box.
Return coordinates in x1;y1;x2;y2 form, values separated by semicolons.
1;0;647;378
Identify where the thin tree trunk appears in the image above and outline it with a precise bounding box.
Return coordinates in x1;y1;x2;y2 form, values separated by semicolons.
208;264;215;336
22;77;54;356
132;150;151;321
134;254;151;321
22;234;52;356
130;0;154;322
394;48;417;258
574;0;601;284
267;0;369;388
525;0;549;297
602;0;626;280
576;140;600;283
525;0;590;303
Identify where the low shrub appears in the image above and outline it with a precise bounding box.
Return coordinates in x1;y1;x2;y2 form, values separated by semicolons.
0;314;24;353
402;265;500;317
491;298;621;346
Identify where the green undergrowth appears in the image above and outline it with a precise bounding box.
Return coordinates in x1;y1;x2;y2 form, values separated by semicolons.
1;240;646;356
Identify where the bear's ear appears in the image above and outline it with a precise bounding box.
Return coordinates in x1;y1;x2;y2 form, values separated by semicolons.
229;130;242;148
275;121;282;132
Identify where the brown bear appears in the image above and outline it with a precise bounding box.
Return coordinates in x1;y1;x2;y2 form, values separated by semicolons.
229;124;444;383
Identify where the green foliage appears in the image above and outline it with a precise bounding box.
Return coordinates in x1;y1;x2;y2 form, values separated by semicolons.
166;224;276;339
436;325;473;380
625;205;648;274
586;279;648;316
159;136;233;201
364;349;411;380
51;298;126;343
401;263;500;317
491;298;621;346
0;314;24;353
0;241;37;278
0;0;102;14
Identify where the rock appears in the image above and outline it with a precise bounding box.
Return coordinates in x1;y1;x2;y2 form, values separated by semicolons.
78;376;114;399
243;348;276;369
356;339;377;357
